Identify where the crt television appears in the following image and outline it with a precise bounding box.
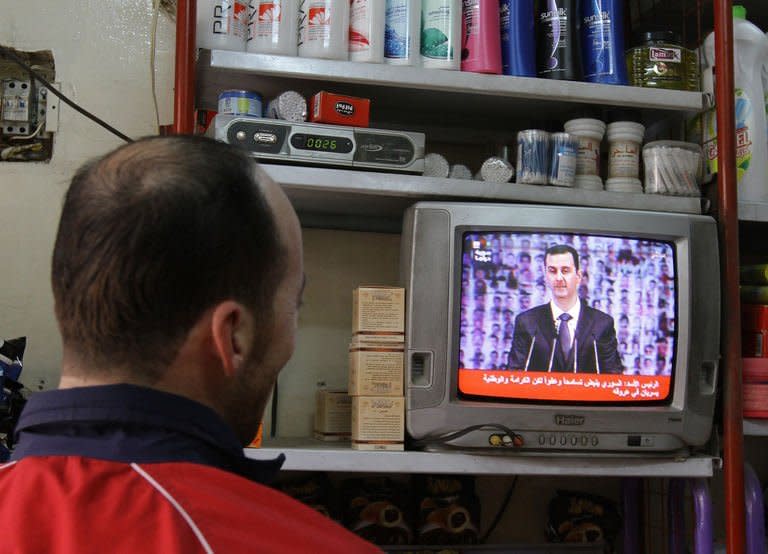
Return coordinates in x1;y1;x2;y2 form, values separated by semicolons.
400;202;720;455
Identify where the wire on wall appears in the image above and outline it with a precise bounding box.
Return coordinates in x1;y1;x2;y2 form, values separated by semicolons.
0;45;133;143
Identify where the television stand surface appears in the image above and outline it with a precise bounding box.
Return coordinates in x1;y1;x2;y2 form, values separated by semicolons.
246;438;718;478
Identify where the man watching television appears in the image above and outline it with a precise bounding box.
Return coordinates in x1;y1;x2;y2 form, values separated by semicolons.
0;136;379;553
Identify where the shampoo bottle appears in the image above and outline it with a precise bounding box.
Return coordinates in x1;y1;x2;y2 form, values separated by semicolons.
298;0;350;60
500;0;536;77
580;0;627;84
349;0;386;63
461;0;502;74
246;0;298;55
535;0;581;81
197;0;249;51
421;0;462;70
385;0;421;66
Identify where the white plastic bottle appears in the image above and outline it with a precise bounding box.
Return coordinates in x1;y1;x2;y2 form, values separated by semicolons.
421;0;462;70
702;5;768;205
298;0;350;60
349;0;385;63
384;0;421;66
764;32;768;155
246;0;298;56
197;0;249;51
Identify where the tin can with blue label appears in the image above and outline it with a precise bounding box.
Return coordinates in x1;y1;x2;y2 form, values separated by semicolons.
217;90;262;117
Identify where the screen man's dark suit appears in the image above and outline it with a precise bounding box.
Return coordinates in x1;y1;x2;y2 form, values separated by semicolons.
508;300;624;373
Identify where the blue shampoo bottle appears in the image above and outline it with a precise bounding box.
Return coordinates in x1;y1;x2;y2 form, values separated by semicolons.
500;0;536;77
581;0;628;84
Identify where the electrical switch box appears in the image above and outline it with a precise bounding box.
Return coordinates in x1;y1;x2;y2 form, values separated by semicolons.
0;47;55;162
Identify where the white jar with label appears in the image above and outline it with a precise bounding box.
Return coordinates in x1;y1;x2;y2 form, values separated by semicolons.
246;0;298;56
197;0;249;51
563;118;606;190
349;0;385;63
298;0;350;60
605;121;645;191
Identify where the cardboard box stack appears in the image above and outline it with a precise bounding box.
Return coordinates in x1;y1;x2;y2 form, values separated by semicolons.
313;388;352;441
349;286;406;451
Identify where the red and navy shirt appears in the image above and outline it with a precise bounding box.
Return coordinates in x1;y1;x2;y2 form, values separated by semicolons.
0;384;379;553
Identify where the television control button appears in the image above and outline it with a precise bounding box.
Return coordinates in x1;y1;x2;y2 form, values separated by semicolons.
591;436;599;446
538;434;546;445
548;434;556;445
580;436;589;446
570;436;578;446
559;435;567;446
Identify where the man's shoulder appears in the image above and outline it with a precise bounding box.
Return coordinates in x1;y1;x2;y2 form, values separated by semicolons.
582;304;615;324
0;457;379;553
516;303;550;321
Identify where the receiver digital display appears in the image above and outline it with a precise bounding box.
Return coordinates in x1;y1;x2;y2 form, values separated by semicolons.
290;133;354;153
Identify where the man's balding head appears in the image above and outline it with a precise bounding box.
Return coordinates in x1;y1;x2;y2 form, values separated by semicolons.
52;136;290;383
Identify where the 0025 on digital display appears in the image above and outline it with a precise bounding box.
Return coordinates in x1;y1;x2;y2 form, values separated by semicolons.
290;133;354;153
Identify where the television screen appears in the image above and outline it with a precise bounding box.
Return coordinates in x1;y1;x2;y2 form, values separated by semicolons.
457;231;677;404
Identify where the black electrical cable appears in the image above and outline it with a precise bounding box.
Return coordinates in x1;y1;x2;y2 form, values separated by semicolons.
480;475;518;544
409;423;523;448
0;46;134;143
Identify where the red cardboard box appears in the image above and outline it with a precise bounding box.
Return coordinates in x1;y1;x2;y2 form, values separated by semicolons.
309;91;370;127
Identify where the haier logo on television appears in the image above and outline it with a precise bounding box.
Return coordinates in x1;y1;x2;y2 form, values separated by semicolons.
555;415;585;426
335;101;354;116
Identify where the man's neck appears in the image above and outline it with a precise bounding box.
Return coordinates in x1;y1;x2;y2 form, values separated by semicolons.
552;298;579;312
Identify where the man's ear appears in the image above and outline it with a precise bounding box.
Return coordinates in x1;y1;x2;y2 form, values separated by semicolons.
210;301;254;378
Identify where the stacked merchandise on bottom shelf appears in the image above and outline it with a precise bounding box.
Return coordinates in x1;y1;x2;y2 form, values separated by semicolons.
740;264;768;418
349;286;406;451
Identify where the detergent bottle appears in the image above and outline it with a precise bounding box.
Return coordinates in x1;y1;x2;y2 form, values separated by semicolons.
702;5;768;204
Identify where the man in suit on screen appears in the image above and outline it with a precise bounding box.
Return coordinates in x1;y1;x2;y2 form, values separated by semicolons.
508;245;624;374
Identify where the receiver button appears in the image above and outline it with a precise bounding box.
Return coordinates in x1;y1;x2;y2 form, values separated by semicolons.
591;436;599;446
570;436;578;446
538;434;546;445
548;434;556;446
580;435;589;446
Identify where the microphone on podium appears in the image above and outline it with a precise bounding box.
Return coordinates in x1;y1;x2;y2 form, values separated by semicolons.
548;319;560;373
593;335;601;375
523;335;536;372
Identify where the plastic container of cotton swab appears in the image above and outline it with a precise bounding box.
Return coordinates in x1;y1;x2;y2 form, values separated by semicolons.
516;130;550;184
548;132;578;187
642;141;703;196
